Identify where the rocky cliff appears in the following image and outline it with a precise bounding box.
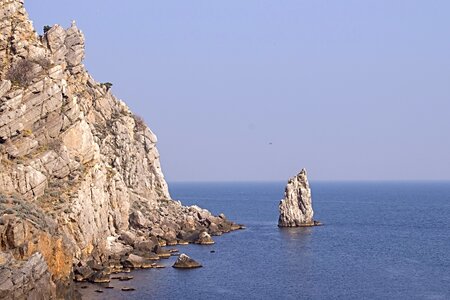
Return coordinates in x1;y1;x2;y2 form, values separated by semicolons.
0;1;242;298
278;169;320;227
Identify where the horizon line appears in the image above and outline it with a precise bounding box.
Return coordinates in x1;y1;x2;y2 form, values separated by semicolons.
168;179;450;183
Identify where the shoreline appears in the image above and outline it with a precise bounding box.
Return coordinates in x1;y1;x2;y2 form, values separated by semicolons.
74;229;245;298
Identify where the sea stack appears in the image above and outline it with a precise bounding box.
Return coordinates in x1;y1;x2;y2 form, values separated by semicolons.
278;169;321;227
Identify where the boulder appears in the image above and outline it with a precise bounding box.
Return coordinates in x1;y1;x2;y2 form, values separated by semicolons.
106;239;133;259
172;254;202;269
121;254;148;268
195;231;214;245
119;231;137;246
134;240;157;252
129;211;149;229
177;230;199;243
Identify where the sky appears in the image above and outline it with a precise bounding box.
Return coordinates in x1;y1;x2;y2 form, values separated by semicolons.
25;1;450;182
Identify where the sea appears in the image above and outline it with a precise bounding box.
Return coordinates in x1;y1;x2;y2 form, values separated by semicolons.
78;181;450;299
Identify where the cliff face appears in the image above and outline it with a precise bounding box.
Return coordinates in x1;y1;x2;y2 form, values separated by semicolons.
278;169;318;227
0;1;241;297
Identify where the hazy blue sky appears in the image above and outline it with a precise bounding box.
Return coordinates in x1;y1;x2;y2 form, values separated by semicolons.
26;1;450;181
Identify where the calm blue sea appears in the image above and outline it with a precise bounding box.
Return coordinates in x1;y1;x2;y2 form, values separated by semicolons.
80;181;450;300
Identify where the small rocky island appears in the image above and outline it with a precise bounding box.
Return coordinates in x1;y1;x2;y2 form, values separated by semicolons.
172;254;202;269
278;169;322;227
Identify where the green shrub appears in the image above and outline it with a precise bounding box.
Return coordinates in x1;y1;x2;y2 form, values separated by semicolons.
101;82;113;91
43;25;52;34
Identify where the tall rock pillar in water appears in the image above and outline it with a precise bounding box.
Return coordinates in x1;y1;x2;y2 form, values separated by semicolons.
278;169;321;227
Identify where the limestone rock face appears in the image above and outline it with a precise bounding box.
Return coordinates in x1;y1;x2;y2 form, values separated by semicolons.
278;169;317;227
0;0;242;298
0;252;64;300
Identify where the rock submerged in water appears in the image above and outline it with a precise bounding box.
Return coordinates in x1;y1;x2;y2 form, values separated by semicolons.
172;254;202;269
278;169;321;227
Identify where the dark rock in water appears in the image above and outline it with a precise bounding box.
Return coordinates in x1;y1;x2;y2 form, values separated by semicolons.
172;254;202;269
118;276;134;281
95;290;104;293
121;287;136;291
278;169;321;227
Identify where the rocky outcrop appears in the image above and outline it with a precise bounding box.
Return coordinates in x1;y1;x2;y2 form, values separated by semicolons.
0;252;76;300
0;0;243;298
278;169;321;227
172;254;202;269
